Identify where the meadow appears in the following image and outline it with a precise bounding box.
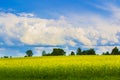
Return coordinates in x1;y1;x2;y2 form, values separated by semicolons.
0;56;120;80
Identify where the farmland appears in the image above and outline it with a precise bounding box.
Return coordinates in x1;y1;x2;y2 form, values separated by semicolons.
0;56;120;80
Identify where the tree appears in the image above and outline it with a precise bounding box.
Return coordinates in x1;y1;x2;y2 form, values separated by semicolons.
102;52;105;55
106;51;110;55
118;51;120;55
88;48;96;55
82;50;87;55
82;48;96;55
102;51;110;55
70;51;75;55
42;50;46;56
4;56;8;58
45;53;51;56
26;50;33;57
76;48;82;55
10;56;12;58
51;48;66;56
111;47;119;55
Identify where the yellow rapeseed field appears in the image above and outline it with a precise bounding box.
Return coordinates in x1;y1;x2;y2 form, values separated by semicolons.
0;55;120;80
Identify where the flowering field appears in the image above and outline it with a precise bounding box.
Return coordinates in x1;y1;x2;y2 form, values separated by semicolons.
0;56;120;80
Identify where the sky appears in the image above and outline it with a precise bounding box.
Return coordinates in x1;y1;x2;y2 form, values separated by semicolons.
0;0;120;57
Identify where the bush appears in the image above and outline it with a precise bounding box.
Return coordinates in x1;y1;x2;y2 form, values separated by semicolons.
4;56;9;58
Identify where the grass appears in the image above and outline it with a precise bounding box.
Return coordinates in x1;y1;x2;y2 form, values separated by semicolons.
0;55;120;80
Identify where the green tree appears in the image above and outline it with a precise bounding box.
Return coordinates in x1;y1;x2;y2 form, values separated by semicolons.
102;52;105;55
88;48;96;55
102;51;110;55
51;48;66;56
82;48;96;55
26;50;33;57
76;48;82;55
118;51;120;55
111;47;119;55
42;50;46;56
70;51;75;55
82;50;87;55
106;51;110;55
4;56;9;58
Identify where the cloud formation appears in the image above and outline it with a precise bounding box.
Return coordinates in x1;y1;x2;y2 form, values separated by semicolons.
0;4;120;55
0;10;120;47
0;12;92;46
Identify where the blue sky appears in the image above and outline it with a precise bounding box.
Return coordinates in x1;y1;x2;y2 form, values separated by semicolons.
0;0;120;56
0;0;118;18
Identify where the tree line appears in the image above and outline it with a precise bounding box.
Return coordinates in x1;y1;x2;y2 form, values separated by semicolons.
1;47;120;58
25;48;96;57
41;47;120;56
102;47;120;55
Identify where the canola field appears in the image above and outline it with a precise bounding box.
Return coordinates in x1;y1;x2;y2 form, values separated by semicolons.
0;56;120;80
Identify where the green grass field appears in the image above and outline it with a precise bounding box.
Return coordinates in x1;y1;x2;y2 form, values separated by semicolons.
0;56;120;80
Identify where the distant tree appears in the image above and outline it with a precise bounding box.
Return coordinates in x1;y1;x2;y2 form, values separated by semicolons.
76;48;82;55
70;51;75;55
24;55;28;57
45;53;52;56
4;56;9;58
88;48;96;55
10;56;12;58
106;51;110;55
51;48;66;56
42;50;46;56
26;50;33;57
111;47;119;55
102;52;105;55
102;51;110;55
82;48;96;55
82;50;87;55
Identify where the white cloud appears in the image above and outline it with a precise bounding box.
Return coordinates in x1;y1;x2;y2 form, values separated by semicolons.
0;3;120;54
67;40;76;47
0;12;91;46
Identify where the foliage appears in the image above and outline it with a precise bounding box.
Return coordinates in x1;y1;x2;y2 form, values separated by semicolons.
10;56;12;58
76;48;82;55
24;55;28;57
82;48;96;55
42;50;47;56
70;51;75;55
25;50;33;57
3;56;9;58
45;53;52;56
26;47;120;56
102;51;110;55
43;53;51;56
51;48;66;56
111;47;120;55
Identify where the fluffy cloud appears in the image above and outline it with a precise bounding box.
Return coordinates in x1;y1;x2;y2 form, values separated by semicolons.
0;4;120;55
0;12;91;46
